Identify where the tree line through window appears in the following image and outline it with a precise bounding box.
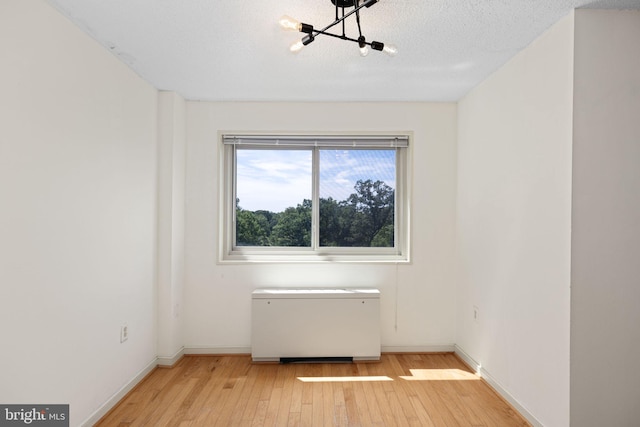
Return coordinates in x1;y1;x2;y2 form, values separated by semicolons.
236;178;395;247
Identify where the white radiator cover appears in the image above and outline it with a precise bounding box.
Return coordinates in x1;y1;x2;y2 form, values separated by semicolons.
251;288;381;362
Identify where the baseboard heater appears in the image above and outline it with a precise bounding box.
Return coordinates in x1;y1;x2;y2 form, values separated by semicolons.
251;288;381;362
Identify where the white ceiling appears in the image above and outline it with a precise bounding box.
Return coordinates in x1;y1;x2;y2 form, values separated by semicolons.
46;0;640;102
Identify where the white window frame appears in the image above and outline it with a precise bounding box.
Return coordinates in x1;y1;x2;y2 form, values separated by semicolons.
218;133;411;263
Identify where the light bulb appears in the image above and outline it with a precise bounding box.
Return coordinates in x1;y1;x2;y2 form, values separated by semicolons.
357;36;369;57
383;44;398;56
279;15;301;31
290;40;305;53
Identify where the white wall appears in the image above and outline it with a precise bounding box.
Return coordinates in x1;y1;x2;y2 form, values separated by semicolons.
0;1;158;425
456;13;574;427
571;10;640;427
184;102;458;353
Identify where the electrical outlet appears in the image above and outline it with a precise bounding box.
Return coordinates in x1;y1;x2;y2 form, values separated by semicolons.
473;306;479;323
120;324;128;343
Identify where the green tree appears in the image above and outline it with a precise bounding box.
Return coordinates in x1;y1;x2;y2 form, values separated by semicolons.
236;208;269;246
319;197;354;246
270;199;312;246
345;179;395;247
371;223;394;247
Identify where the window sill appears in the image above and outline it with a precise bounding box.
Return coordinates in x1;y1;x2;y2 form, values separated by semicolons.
218;251;410;264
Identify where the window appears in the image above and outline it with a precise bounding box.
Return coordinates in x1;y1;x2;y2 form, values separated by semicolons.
220;134;410;262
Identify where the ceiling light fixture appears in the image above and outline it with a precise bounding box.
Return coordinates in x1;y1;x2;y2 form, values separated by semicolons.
279;0;397;56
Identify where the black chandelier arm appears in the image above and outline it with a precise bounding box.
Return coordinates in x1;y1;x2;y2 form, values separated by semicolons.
315;30;361;44
355;0;364;38
312;29;384;50
335;0;345;37
315;0;377;37
341;6;346;37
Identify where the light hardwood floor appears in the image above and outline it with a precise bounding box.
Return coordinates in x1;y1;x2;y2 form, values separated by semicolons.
96;353;530;426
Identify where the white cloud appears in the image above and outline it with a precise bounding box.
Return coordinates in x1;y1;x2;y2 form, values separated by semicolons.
237;150;312;212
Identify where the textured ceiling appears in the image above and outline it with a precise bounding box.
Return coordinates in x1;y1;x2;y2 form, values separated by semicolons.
46;0;640;102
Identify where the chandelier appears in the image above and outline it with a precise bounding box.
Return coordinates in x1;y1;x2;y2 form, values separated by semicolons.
279;0;397;56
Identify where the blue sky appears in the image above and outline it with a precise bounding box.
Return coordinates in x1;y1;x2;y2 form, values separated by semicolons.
236;149;396;212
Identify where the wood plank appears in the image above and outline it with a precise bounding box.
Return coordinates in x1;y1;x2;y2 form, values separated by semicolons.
239;363;271;424
321;364;334;427
300;403;313;426
355;362;385;425
196;356;250;426
311;381;324;426
275;364;296;425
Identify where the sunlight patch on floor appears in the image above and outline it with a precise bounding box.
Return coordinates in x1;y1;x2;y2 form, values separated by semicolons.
296;368;480;383
400;369;480;381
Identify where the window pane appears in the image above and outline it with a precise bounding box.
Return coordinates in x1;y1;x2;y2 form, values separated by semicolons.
319;149;395;247
235;149;312;247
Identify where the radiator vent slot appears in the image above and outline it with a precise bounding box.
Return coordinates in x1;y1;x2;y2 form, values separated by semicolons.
280;357;353;364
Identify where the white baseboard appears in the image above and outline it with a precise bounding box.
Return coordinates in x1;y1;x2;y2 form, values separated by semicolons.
157;347;185;366
454;345;543;427
453;344;482;374
183;345;456;356
184;346;252;355
382;344;455;353
80;357;157;427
